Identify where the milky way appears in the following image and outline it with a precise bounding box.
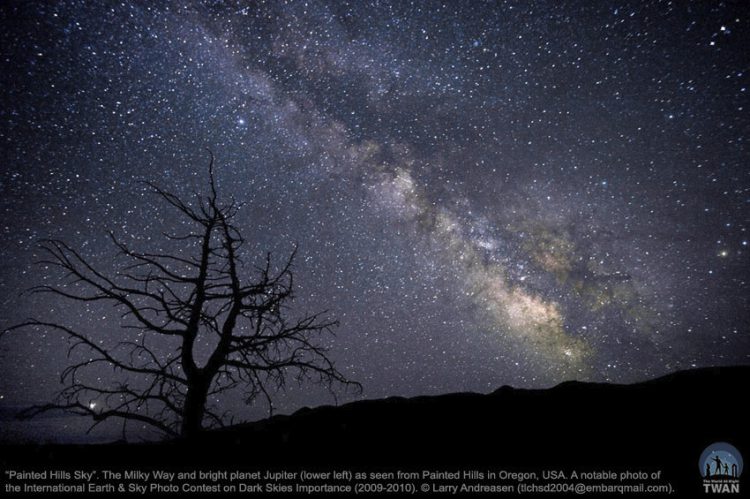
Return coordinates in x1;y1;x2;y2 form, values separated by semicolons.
1;1;749;441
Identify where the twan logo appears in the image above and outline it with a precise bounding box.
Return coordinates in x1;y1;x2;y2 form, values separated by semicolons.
700;442;742;494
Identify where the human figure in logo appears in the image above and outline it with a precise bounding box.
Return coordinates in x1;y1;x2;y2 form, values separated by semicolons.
723;463;729;475
713;455;723;475
705;462;711;477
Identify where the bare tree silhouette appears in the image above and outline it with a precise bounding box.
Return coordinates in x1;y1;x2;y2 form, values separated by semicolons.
3;153;360;439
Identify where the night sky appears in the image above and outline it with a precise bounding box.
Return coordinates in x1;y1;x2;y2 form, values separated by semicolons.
1;0;749;441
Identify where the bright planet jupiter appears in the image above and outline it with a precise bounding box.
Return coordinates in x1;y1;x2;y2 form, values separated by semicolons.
0;1;749;440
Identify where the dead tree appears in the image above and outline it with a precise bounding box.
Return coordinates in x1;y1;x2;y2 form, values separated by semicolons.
3;154;360;439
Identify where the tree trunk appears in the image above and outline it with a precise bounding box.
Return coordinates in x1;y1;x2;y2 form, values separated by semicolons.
181;375;209;438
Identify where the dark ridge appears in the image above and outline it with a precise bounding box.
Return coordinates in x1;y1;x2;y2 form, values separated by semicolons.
205;365;747;444
161;366;748;469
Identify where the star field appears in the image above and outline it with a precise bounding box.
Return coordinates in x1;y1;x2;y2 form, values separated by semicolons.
1;0;749;441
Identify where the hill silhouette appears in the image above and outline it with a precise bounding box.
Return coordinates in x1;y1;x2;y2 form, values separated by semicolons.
1;366;747;495
196;366;749;465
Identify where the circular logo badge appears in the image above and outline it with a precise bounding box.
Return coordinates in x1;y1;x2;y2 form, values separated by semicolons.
699;442;743;479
